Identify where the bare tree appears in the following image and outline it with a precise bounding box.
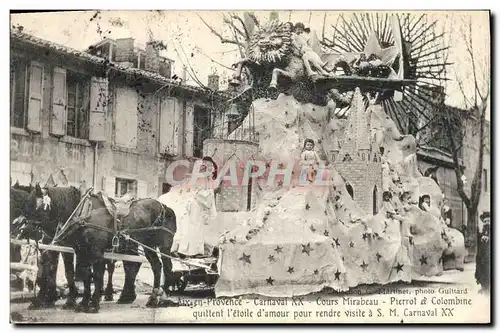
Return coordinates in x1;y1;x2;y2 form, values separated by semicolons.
440;16;490;253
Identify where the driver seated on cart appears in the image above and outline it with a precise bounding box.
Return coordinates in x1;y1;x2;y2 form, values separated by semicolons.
158;157;219;259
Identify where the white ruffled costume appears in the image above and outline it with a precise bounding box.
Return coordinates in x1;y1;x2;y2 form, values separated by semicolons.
157;174;217;257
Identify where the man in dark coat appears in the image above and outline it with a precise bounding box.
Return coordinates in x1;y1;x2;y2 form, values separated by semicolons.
475;211;491;293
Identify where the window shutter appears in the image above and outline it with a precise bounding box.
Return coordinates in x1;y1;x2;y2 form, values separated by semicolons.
89;77;108;142
50;67;66;136
102;176;116;197
137;180;148;199
27;61;43;132
184;102;194;157
159;97;178;156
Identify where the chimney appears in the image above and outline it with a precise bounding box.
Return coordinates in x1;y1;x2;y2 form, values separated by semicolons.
145;42;160;73
114;38;135;63
159;58;172;78
207;74;220;91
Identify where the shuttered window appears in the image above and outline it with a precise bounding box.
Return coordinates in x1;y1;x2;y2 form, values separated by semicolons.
10;58;28;129
27;61;43;132
89;77;108;142
50;67;66;136
66;72;90;139
159;97;179;155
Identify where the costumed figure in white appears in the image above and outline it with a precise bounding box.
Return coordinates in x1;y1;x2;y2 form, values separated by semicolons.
158;157;219;258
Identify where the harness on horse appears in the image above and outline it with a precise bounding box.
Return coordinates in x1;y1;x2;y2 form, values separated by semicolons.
53;191;175;252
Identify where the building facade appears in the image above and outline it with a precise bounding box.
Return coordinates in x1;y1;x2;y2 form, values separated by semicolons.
10;29;225;199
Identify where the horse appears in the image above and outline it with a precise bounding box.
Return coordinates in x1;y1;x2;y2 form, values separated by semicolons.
19;184;82;310
54;192;177;313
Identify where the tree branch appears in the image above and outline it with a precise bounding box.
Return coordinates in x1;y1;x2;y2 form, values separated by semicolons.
197;14;243;46
231;13;250;40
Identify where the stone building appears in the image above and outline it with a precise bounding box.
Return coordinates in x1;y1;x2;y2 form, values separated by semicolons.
10;29;226;199
330;89;383;215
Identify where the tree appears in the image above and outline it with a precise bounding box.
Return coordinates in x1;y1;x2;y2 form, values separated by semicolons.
439;16;490;254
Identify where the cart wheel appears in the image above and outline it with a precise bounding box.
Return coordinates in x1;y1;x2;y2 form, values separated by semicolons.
174;275;188;292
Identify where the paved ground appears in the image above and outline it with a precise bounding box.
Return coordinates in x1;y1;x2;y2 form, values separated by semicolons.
10;263;490;324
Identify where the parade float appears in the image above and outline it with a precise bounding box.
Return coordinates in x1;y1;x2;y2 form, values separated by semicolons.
158;13;466;298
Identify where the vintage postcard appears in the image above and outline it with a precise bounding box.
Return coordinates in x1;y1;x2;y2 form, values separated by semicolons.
9;10;490;324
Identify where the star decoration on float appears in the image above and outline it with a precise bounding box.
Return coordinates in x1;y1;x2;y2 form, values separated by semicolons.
362;32;400;79
419;255;428;265
287;266;295;274
360;261;368;272
301;243;313;256
394;263;404;273
277;180;284;187
362;233;369;241
349;241;354;248
333;238;340;247
274;245;283;254
334;269;341;280
239;253;252;264
266;277;274;285
268;254;276;262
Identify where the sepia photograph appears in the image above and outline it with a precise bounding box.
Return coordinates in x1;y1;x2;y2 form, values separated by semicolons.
7;9;491;324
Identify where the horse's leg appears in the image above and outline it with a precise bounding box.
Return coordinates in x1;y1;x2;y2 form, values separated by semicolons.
104;260;115;301
161;253;174;293
87;260;105;313
117;260;141;304
61;253;78;310
270;68;293;89
144;248;163;308
75;261;92;312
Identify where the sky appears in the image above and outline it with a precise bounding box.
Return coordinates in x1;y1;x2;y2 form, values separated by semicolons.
10;10;490;119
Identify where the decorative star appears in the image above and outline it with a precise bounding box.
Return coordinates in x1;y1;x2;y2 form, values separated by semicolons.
333;238;341;247
239;253;251;264
268;254;276;262
349;241;354;248
277;180;284;187
266;276;274;285
419;255;428;265
310;225;316;232
305;203;311;210
323;230;329;236
360;261;368;272
334;269;341;280
274;245;283;254
265;162;271;169
314;269;319;275
376;252;382;262
363;32;400;79
394;263;404;273
287;266;295;274
362;233;369;241
301;243;313;256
